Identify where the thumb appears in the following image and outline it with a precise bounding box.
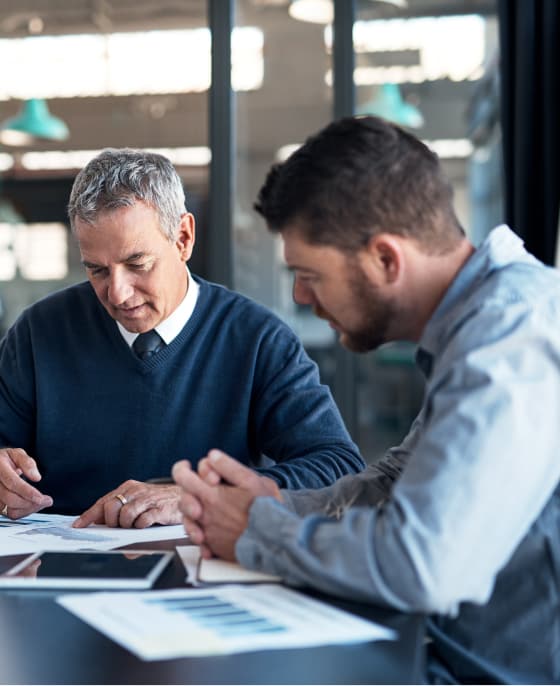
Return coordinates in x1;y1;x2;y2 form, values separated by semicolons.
207;450;256;488
171;459;192;488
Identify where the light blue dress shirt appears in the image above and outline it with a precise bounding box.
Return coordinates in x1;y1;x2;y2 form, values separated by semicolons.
237;226;560;684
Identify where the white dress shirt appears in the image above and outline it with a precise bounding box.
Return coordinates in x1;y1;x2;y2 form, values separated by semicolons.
117;268;199;347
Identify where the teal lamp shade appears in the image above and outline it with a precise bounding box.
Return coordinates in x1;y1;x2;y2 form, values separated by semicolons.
0;98;70;146
357;83;424;129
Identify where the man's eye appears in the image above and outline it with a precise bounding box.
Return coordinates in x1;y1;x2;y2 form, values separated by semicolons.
89;267;106;277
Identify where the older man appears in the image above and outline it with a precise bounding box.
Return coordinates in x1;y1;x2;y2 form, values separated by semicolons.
0;148;363;527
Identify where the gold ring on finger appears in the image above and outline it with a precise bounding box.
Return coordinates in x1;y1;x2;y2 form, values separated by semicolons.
114;493;128;506
1;503;8;517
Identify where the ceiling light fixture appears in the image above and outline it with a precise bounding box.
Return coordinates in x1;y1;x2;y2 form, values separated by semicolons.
0;98;70;146
357;82;424;128
289;0;407;24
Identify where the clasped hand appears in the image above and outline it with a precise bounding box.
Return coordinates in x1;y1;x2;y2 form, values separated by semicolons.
172;450;282;561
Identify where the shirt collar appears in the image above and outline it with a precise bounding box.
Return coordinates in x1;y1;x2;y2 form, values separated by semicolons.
417;225;527;371
117;267;200;347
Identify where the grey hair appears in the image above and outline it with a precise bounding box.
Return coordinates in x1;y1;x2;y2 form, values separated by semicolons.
67;148;186;240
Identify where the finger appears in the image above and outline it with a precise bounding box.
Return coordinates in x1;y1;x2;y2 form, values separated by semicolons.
117;499;150;529
73;499;107;528
206;450;259;488
106;496;132;528
2;502;45;520
197;458;221;486
200;543;213;559
172;461;213;501
132;509;158;529
2;489;52;513
171;459;192;487
0;460;50;508
3;449;42;482
182;516;205;544
105;480;143;527
75;481;143;528
178;492;203;521
113;482;180;528
0;485;52;511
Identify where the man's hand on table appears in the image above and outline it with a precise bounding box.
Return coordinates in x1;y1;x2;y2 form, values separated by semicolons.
0;448;53;519
73;480;183;528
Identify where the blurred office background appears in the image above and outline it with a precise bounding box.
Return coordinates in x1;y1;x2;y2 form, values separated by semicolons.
0;0;551;463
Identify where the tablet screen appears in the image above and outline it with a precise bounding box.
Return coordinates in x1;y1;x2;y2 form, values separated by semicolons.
0;550;174;589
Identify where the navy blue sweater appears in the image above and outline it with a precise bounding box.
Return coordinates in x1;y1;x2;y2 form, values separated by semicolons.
0;276;363;514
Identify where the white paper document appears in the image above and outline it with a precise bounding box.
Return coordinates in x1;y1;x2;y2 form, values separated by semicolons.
58;584;397;660
177;545;281;585
0;513;186;555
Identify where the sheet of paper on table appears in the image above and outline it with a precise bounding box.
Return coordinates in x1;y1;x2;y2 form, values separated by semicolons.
0;513;186;554
177;544;281;585
57;584;397;660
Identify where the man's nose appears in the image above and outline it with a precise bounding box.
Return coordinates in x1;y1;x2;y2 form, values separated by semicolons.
108;271;134;305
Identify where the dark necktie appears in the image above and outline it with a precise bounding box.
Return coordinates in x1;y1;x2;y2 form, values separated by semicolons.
132;330;165;360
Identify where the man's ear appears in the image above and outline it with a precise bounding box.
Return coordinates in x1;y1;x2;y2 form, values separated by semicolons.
363;234;403;284
177;213;196;262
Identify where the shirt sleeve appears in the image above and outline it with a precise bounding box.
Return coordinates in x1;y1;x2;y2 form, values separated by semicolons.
280;422;419;517
249;327;365;488
237;302;560;615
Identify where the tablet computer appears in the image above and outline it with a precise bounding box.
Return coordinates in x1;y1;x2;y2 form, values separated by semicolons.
0;549;174;589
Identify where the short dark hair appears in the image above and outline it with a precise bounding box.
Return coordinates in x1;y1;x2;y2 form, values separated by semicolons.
254;116;464;254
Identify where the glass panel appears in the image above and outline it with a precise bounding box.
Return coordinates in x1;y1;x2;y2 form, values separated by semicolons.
0;2;209;332
234;0;332;309
353;0;501;461
235;0;500;464
14;223;68;280
233;3;347;446
234;0;338;409
0;28;263;99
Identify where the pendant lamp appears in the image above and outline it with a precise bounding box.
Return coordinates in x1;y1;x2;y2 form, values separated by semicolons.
289;0;407;24
0;98;70;146
357;83;424;129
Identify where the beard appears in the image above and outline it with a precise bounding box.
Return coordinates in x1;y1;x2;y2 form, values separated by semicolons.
321;265;400;353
